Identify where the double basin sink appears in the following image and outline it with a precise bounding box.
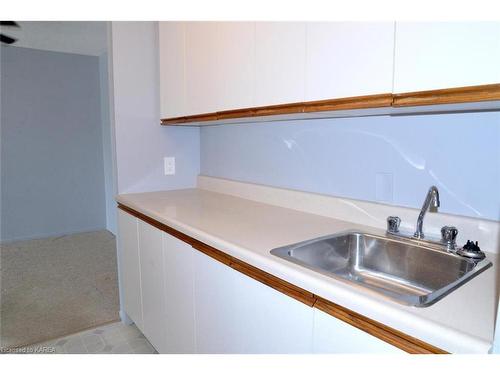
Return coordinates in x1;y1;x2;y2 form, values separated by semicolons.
271;231;492;307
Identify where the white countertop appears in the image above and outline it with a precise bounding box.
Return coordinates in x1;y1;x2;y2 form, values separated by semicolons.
117;188;499;353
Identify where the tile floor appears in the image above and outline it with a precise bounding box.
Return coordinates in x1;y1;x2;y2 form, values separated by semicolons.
15;321;157;354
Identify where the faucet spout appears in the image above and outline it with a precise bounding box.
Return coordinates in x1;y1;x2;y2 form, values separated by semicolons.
414;186;440;239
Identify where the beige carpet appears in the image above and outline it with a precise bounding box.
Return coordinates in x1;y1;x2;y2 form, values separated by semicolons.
0;230;120;348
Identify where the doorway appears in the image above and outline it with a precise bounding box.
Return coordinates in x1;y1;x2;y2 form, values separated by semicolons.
0;21;119;348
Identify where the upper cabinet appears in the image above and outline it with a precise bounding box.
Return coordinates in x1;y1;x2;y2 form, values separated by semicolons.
184;22;220;115
159;22;186;118
159;21;500;125
305;22;395;101
163;22;255;116
393;22;500;93
255;22;306;106
215;22;255;111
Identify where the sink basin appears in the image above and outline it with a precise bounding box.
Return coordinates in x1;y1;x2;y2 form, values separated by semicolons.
270;231;492;307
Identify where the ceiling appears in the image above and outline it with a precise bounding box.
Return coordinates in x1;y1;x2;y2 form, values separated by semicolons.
2;21;108;56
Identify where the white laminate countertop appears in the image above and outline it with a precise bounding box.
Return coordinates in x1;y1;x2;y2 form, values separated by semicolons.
116;188;499;353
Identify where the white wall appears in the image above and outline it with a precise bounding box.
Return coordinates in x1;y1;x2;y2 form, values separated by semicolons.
1;46;107;242
201;111;500;221
110;21;200;195
99;51;117;235
109;22;200;320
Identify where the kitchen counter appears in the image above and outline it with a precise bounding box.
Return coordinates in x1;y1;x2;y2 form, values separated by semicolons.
117;187;499;353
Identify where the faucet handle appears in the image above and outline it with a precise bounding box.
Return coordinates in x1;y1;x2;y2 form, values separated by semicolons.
441;226;458;250
387;216;401;233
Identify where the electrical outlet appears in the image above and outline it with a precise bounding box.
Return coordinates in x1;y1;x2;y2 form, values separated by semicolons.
164;157;176;175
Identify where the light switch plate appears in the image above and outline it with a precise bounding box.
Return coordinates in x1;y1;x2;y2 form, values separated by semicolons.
164;157;176;175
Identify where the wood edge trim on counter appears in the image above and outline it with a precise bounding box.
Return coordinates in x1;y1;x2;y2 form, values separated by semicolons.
392;83;500;107
160;84;500;126
117;204;314;304
192;241;233;266
117;203;448;354
118;204;234;265
230;258;316;307
313;297;448;354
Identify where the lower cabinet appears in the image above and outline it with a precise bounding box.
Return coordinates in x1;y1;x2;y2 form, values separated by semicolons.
137;220;167;353
117;210;403;354
312;308;404;353
163;233;196;353
193;251;240;353
229;257;314;353
193;250;313;353
117;210;143;331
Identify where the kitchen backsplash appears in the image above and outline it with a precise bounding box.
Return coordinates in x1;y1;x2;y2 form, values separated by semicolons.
201;111;500;221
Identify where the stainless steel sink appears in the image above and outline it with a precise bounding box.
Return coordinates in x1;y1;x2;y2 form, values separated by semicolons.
270;231;492;307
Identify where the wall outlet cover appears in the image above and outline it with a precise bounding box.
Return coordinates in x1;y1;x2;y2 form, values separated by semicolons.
164;157;176;175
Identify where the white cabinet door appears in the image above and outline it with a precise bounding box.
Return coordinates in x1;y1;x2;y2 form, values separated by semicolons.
138;221;166;353
185;22;219;115
255;22;306;106
306;22;395;101
117;210;143;330
313;308;404;353
393;22;500;93
194;251;239;353
159;22;186;118
194;250;314;353
163;233;196;353
215;22;255;111
230;264;313;353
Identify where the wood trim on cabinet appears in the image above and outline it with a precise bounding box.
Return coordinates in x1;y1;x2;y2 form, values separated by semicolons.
192;241;233;266
160;94;392;125
160;84;500;126
313;297;448;354
229;258;316;307
304;93;393;112
118;203;314;304
160;112;218;125
117;203;448;354
253;102;306;117
160;116;188;125
392;83;500;107
118;204;193;244
217;107;256;120
118;204;232;264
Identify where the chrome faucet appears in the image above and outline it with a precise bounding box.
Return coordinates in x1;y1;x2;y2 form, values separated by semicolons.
414;186;440;239
386;187;476;257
